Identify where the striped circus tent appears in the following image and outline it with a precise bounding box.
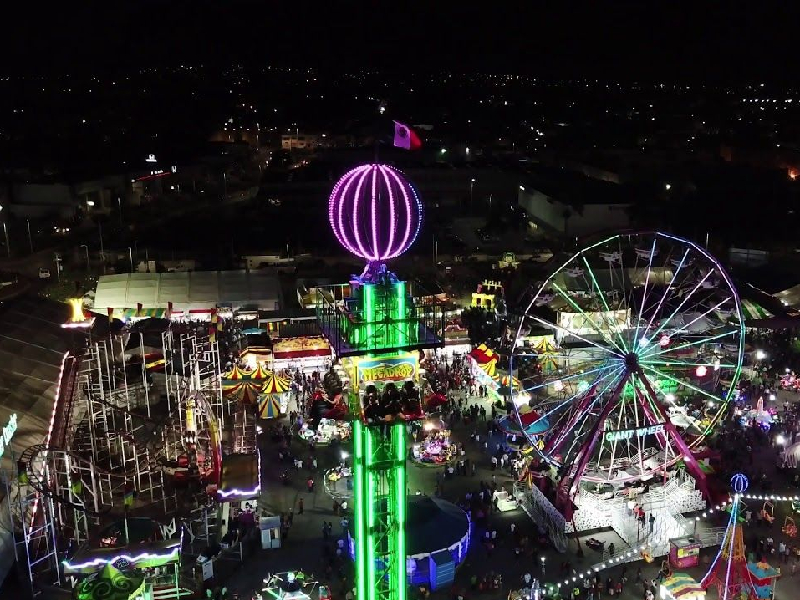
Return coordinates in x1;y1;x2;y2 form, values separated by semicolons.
251;363;271;380
261;372;291;394
222;381;260;405
224;365;250;381
740;299;773;321
258;394;282;419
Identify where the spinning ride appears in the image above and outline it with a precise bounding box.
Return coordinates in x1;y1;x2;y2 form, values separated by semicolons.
511;232;745;514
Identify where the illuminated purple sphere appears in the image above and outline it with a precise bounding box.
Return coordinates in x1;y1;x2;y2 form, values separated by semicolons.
328;164;423;262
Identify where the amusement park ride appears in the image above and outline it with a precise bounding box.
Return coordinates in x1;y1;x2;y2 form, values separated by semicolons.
8;305;260;597
316;163;445;600
509;232;747;552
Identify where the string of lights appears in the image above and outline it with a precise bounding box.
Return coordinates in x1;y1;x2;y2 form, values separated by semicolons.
553;475;763;591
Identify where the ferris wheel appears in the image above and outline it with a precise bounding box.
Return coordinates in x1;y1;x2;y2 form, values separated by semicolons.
510;232;745;495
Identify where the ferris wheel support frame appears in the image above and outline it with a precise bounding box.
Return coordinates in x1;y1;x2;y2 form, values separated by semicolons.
635;367;710;499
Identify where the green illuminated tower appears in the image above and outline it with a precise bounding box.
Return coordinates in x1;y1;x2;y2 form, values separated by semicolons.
352;419;407;600
320;162;444;600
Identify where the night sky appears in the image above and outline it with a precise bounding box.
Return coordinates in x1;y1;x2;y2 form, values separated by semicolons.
6;3;800;81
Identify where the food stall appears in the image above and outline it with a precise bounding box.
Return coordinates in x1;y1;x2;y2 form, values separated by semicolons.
272;336;333;371
669;536;701;568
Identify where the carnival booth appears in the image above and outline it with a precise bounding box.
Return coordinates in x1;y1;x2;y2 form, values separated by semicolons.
659;573;705;600
669;536;701;568
272;336;332;370
412;420;455;466
745;561;780;599
468;344;501;398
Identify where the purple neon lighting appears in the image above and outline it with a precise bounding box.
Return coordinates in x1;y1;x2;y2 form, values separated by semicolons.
217;448;262;499
328;164;422;261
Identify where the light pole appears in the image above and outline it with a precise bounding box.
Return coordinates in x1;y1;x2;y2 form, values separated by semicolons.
54;252;61;282
0;205;8;257
99;222;106;275
26;219;33;253
2;222;9;258
470;178;476;207
80;245;90;272
127;247;134;272
117;196;123;228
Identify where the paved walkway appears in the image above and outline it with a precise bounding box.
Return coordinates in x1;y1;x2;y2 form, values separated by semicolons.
217;388;800;600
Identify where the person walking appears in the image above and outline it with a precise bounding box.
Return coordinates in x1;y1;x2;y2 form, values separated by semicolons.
307;477;315;493
298;498;304;515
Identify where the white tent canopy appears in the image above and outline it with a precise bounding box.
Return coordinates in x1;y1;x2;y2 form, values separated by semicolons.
94;271;283;313
780;441;800;468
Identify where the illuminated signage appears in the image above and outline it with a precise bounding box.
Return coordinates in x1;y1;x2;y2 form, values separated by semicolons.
0;413;19;458
357;356;417;382
146;154;157;163
604;423;664;442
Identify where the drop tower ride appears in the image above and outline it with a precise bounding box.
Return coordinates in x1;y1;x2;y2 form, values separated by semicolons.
317;163;445;600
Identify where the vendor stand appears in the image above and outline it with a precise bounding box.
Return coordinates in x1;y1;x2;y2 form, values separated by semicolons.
746;561;780;600
669;536;701;568
660;573;705;600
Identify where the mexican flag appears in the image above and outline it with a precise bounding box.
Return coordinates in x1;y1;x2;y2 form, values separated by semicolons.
393;121;422;150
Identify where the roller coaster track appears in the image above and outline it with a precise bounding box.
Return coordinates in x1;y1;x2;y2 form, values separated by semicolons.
20;444;134;518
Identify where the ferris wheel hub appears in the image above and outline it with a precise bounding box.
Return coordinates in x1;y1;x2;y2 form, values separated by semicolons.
624;352;640;371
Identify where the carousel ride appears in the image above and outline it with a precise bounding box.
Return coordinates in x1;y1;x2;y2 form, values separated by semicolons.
509;231;745;545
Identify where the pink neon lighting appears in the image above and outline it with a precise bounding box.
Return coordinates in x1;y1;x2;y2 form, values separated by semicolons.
328;164;422;262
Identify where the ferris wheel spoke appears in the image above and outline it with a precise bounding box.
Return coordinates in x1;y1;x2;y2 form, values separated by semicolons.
633;238;658;347
641;359;738;369
528;314;624;358
521;363;617;393
531;364;623;430
581;257;630;353
636;247;691;350
639;363;724;405
645;269;716;344
546;366;626;458
550;283;626;355
641;328;738;363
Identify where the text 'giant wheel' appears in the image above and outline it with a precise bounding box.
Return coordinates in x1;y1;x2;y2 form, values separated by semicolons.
510;231;745;487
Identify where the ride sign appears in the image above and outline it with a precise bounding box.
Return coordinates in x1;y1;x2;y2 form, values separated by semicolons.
0;413;19;458
604;423;664;442
357;355;417;382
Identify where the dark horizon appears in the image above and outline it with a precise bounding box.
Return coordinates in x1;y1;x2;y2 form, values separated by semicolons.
5;3;800;84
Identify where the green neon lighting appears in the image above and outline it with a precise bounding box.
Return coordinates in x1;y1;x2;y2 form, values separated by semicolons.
395;282;406;347
581;257;629;352
394;423;407;600
365;284;375;348
365;427;376;600
354;421;367;600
